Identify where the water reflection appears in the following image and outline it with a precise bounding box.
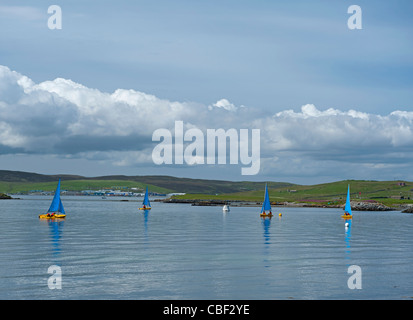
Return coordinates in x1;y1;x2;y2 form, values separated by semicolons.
261;217;272;269
344;219;352;265
142;210;150;245
222;208;229;225
47;220;64;263
262;218;271;246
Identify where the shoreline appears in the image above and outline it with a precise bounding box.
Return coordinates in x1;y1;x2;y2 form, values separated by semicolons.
161;198;400;211
5;194;412;212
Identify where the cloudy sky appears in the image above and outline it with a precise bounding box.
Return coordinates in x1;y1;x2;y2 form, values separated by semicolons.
0;0;412;184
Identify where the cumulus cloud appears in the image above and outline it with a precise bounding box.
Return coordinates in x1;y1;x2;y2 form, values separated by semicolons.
265;104;413;154
255;104;413;182
208;98;238;112
1;65;413;181
0;65;247;160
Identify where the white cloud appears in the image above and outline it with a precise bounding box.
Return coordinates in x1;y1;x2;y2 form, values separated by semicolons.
275;104;370;120
209;98;238;111
1;65;413;181
266;104;413;153
255;104;413;182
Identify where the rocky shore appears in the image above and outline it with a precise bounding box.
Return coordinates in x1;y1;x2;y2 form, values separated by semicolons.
0;193;12;199
349;201;393;211
401;206;413;213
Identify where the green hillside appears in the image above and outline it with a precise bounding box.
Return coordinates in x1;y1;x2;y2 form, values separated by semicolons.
89;175;294;194
1;170;412;207
0;170;294;194
0;180;171;194
173;180;413;207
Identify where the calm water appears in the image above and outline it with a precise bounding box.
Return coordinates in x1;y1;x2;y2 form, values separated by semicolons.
0;196;412;300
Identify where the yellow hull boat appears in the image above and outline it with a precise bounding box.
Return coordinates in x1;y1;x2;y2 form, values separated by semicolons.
139;207;151;210
260;213;273;218
40;179;66;220
39;214;66;219
341;215;352;219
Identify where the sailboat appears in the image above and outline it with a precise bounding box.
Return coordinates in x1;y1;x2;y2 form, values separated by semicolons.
341;184;353;219
139;186;152;210
39;179;66;219
260;184;273;218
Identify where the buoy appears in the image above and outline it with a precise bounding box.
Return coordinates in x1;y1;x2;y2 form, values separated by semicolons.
279;213;282;217
345;222;349;227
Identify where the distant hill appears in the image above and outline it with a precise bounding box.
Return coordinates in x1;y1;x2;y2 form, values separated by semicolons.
1;170;412;207
0;170;84;183
172;179;413;207
0;170;294;194
94;175;295;194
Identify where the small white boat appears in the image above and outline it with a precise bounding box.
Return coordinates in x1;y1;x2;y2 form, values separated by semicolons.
223;205;230;212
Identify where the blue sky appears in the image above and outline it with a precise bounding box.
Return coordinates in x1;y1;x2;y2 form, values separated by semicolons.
2;0;412;113
0;1;412;183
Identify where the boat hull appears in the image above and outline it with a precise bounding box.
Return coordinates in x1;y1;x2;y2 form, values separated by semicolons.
139;207;151;210
260;213;273;218
39;214;66;219
341;215;352;219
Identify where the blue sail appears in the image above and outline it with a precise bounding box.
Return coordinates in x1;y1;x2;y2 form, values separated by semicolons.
142;186;151;207
58;198;65;214
261;184;271;213
344;184;352;215
48;179;64;213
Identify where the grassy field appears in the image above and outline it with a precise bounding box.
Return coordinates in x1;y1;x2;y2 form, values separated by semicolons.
1;170;413;208
0;180;172;194
0;179;292;195
0;170;294;195
172;180;413;207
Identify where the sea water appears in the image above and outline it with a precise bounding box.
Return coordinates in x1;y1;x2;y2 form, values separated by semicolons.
0;196;412;300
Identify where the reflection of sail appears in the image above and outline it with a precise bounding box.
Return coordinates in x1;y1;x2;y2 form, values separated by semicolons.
262;218;271;246
143;210;149;231
344;220;352;265
261;218;271;268
48;220;64;262
142;210;149;245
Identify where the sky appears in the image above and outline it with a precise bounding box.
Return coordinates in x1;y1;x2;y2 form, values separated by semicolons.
0;0;412;184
